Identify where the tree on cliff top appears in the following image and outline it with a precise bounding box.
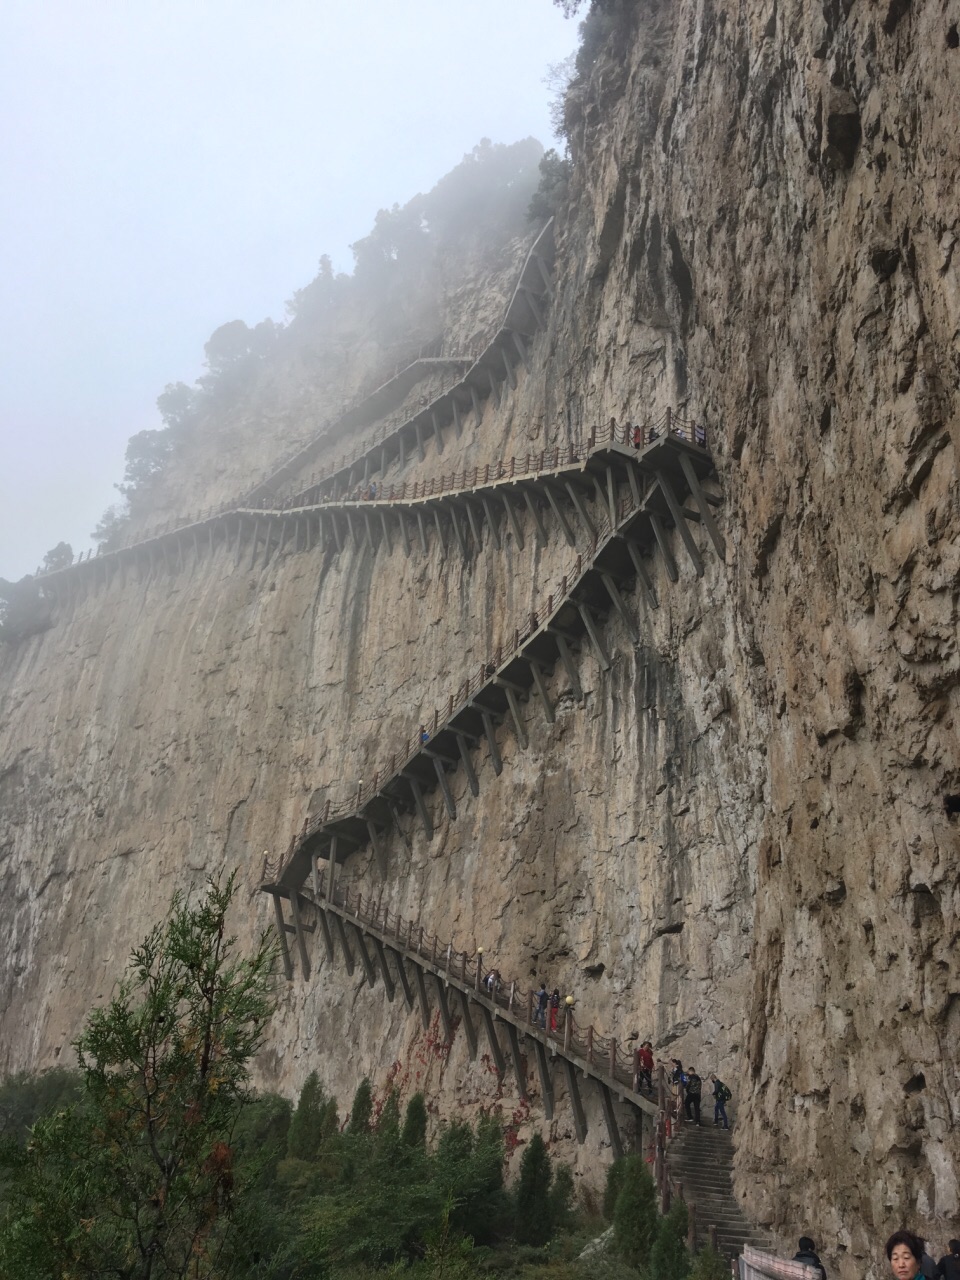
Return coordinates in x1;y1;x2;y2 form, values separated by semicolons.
0;873;277;1280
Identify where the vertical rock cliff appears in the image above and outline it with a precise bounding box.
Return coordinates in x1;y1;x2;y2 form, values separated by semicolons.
1;3;958;1276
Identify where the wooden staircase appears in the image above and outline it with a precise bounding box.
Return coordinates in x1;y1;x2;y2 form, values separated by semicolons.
666;1124;772;1259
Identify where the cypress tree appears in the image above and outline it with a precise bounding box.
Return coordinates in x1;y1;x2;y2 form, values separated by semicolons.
514;1132;553;1246
288;1071;328;1160
650;1198;690;1280
401;1092;428;1148
612;1154;658;1268
347;1077;373;1135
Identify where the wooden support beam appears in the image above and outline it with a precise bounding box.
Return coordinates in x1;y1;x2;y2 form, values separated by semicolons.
649;511;679;581
562;1057;588;1143
272;893;294;981
371;936;396;1002
511;329;529;368
457;989;478;1059
366;820;387;877
405;775;434;839
247;520;261;571
432;508;447;556
431;411;444;454
523;489;548;546
391;949;415;1010
449;504;468;559
565;480;597;538
533;252;553;296
554;634;583;700
679;454;726;558
501;494;524;549
601;571;639;642
528;661;555;723
544;484;577;547
414;964;432;1030
607;465;618;528
469;384;482;425
452;398;463;439
501;684;528;749
481;712;503;775
533;1039;555;1119
379;509;392;555
464;500;483;549
414;421;426;463
577;602;612;670
351;924;378;987
415;511;429;556
317;908;335;962
480;1005;506;1075
399;513;411;557
521;285;544;329
505;1022;528;1099
599;1082;625;1159
331;913;355;975
432;974;453;1041
327;835;338;899
332;513;344;554
289;893;312;980
501;346;517;390
488;369;501;408
480;498;501;550
456;733;480;797
432;757;457;820
656;471;704;576
399;432;406;470
626;539;659;610
362;510;375;552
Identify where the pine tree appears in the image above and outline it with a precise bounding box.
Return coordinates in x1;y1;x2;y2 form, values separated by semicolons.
347;1078;373;1135
514;1132;554;1246
288;1071;331;1160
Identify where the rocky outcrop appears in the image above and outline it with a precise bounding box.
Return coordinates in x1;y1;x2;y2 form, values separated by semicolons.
1;2;958;1277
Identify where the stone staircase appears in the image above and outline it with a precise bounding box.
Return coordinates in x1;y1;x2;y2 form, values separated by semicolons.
666;1123;772;1260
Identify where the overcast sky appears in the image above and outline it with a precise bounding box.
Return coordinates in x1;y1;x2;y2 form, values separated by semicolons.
0;1;578;581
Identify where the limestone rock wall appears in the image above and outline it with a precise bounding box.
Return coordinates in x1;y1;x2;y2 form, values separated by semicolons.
1;1;959;1276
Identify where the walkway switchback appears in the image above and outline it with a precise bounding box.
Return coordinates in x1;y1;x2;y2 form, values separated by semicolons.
262;414;723;897
32;221;556;593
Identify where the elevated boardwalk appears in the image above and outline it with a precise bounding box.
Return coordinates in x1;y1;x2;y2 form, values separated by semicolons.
268;871;658;1159
264;418;723;893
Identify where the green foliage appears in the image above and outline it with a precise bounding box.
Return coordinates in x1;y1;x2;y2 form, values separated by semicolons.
119;425;174;495
550;1160;575;1225
348;1077;373;1135
41;541;73;572
650;1198;690;1280
690;1243;731;1280
377;1087;401;1142
0;873;277;1280
0;576;51;644
288;1071;337;1160
402;1091;428;1148
0;1068;81;1144
603;1156;627;1221
528;148;572;223
91;501;129;550
612;1154;659;1269
515;1132;554;1246
157;381;199;433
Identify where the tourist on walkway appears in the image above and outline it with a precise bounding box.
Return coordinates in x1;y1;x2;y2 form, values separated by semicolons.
684;1067;702;1124
794;1237;827;1280
536;983;548;1028
710;1073;731;1129
886;1232;925;1280
485;968;500;999
938;1242;960;1280
549;988;560;1032
637;1040;654;1091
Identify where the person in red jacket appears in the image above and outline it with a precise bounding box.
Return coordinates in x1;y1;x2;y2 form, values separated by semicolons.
637;1040;654;1091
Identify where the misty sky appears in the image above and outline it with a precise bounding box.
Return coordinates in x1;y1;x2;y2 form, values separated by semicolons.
0;1;578;581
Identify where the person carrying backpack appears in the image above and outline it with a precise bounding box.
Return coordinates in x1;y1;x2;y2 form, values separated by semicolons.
685;1068;703;1124
710;1073;731;1129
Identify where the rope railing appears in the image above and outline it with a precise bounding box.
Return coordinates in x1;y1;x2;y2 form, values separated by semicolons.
32;408;708;580
293;451;662;838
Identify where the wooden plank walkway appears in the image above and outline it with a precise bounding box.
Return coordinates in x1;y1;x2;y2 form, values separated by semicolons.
266;871;658;1158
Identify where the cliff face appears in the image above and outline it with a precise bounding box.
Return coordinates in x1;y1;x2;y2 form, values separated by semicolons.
1;2;958;1276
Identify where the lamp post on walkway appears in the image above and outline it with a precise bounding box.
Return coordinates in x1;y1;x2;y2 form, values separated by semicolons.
476;947;484;992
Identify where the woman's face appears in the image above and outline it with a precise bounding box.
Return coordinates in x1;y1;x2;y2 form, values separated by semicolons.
890;1245;920;1280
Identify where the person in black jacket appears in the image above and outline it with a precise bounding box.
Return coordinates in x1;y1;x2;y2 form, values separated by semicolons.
938;1242;960;1280
684;1068;703;1124
794;1237;827;1280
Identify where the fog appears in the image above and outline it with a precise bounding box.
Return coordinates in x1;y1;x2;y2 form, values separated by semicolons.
0;0;577;581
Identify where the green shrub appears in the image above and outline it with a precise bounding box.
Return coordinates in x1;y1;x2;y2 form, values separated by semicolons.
650;1198;690;1280
514;1133;554;1246
612;1155;658;1268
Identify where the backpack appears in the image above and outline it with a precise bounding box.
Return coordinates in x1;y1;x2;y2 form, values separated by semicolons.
687;1074;702;1096
719;1083;732;1102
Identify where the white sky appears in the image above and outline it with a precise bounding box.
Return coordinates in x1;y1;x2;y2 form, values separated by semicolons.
0;1;578;580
